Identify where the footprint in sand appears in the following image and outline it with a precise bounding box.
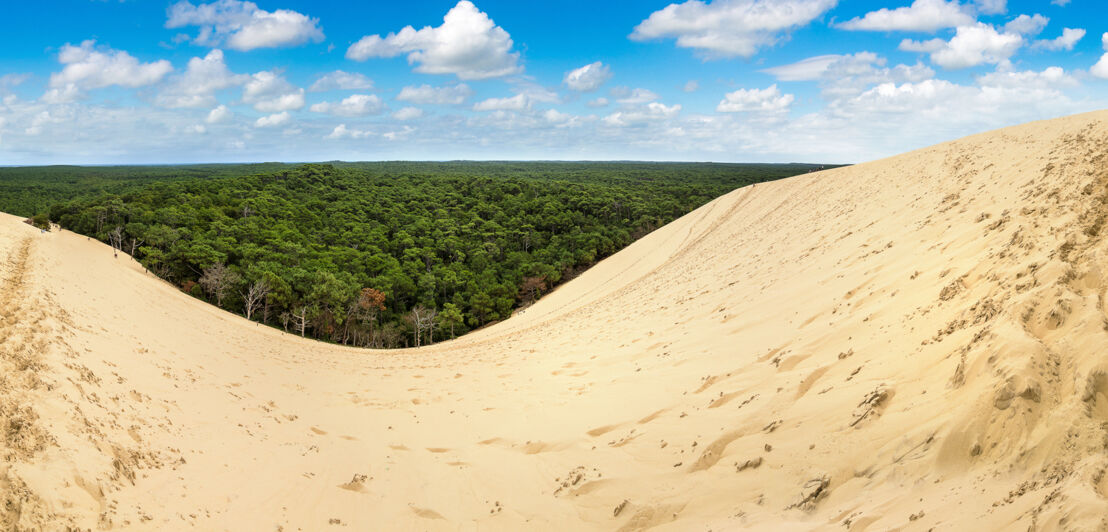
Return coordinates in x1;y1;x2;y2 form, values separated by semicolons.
587;424;619;437
410;506;445;520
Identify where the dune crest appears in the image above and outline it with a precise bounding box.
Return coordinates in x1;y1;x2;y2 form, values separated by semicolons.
5;111;1108;529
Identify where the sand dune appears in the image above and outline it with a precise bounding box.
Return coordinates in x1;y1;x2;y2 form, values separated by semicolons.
5;111;1108;530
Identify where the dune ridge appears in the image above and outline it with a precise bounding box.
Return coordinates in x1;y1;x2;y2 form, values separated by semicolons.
4;111;1108;529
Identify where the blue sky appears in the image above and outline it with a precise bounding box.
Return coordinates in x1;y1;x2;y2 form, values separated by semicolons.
1;0;1106;164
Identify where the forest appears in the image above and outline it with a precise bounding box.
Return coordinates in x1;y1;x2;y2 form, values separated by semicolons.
27;162;828;347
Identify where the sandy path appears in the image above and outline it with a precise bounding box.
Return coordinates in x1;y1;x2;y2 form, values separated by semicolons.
5;111;1108;530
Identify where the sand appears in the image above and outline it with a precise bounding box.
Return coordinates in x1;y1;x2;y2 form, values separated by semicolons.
4;110;1108;530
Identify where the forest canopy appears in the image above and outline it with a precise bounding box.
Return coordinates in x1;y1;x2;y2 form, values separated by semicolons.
26;161;829;347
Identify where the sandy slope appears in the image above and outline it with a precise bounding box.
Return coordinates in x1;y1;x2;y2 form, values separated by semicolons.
5;111;1108;530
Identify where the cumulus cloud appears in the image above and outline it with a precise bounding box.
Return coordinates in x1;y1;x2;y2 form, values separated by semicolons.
631;0;838;58
242;71;304;112
683;80;699;92
603;102;681;127
383;126;416;142
764;52;934;98
392;107;424;120
900;23;1023;69
614;88;660;105
346;1;521;80
254;111;290;128
1033;28;1085;51
563;62;612;92
309;71;374;92
974;0;1006;15
976;66;1077;89
1092;33;1108;79
309;94;384;116
206;104;232;123
326;124;371;139
45;40;172;102
157;49;247;108
588;97;609;107
395;83;472;105
717;84;794;112
1003;14;1047;36
473;93;528;111
837;0;974;33
166;0;324;51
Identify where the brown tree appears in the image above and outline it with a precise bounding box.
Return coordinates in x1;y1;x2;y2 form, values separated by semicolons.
199;262;240;308
519;276;547;304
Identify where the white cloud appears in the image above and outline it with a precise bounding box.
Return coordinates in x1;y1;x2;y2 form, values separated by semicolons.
837;0;973;33
717;84;794;112
309;71;373;92
1033;28;1085;51
510;81;560;104
588;97;609;107
631;0;838;58
25;110;64;136
543;109;570;123
346;1;521;80
683;80;699;92
473;93;528;111
157;49;247;108
615;88;660;105
1003;14;1047;36
764;52;934;98
309;94;384;116
395;83;472;105
242;71;304;112
326;123;371;139
603;102;682;127
900;23;1023;69
976;66;1077;89
1092;33;1108;79
186;124;207;134
166;0;324;51
254;111;290;128
45;40;172;102
762;54;842;81
0;74;30;90
1051;0;1070;5
974;0;1006;15
383;126;415;141
41;84;81;105
563;62;612;92
392;107;424;120
206;104;232;123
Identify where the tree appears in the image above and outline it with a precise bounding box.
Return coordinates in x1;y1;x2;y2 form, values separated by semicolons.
109;225;124;258
407;305;436;347
242;279;270;321
199;262;240;308
292;305;311;337
519;275;546;304
437;303;464;339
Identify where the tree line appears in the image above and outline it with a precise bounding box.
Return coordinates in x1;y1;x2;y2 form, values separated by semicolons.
41;162;824;347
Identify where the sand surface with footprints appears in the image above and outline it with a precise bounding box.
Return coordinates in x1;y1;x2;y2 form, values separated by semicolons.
5;111;1108;530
